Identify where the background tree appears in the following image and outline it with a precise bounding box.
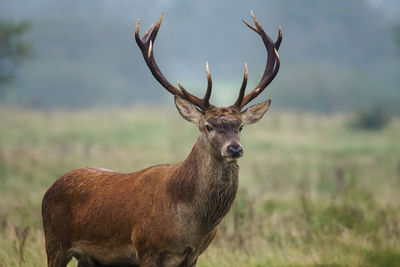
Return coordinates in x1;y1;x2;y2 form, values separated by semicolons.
0;20;31;96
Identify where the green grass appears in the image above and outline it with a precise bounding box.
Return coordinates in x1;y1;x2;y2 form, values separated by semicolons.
0;107;399;266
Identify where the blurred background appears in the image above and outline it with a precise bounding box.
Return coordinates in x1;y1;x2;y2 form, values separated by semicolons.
1;0;399;112
1;0;400;266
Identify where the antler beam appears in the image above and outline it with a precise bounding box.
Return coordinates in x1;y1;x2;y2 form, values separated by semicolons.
135;13;213;111
232;11;282;110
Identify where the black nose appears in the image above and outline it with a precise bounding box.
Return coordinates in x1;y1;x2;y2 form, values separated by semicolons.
228;144;243;158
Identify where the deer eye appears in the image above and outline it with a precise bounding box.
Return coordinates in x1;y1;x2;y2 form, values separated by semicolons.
239;126;243;132
205;125;213;132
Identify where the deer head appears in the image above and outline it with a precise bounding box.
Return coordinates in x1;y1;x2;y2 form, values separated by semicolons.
135;11;281;161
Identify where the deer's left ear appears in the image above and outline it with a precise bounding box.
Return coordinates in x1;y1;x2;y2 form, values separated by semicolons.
174;96;202;124
241;99;271;125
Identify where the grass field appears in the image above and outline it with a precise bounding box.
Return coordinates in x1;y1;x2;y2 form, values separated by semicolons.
0;107;399;267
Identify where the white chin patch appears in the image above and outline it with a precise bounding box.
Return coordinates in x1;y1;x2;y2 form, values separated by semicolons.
226;157;238;162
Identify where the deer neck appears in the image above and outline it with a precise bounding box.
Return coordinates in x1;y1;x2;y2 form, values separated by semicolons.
169;135;239;230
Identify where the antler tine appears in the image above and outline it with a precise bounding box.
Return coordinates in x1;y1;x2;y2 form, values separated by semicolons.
241;19;257;33
275;25;282;50
203;62;212;108
176;62;212;110
142;24;154;42
135;13;214;111
234;11;281;110
232;63;248;109
148;12;164;43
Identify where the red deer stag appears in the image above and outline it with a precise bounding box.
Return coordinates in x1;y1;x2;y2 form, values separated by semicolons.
42;11;281;267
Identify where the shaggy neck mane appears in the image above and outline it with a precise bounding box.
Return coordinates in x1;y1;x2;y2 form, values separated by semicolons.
168;135;239;231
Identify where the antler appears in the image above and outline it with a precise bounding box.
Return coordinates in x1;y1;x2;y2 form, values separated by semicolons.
135;12;213;111
232;11;282;110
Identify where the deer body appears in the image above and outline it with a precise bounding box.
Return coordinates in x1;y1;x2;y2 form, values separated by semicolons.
42;11;282;267
43;130;239;266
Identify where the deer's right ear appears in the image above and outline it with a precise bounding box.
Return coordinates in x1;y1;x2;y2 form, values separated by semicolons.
174;96;202;124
